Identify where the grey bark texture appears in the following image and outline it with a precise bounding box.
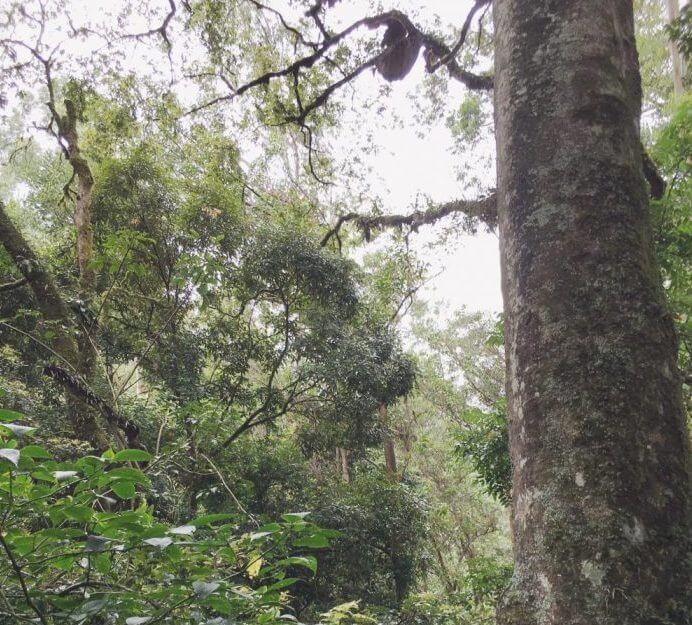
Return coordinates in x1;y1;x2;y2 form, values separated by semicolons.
493;1;691;623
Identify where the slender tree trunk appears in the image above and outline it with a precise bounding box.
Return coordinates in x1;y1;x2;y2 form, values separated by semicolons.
493;1;691;623
336;447;350;483
50;99;96;295
379;403;397;476
666;0;686;95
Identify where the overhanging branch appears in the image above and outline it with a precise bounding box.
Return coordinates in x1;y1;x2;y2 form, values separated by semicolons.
320;193;497;248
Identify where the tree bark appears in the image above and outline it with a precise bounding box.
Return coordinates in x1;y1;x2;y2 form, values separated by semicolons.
336;447;350;483
379;403;398;476
493;1;691;623
49;99;95;294
666;0;686;95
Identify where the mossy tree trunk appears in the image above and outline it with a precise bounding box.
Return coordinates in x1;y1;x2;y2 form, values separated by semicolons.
493;1;691;623
0;202;109;449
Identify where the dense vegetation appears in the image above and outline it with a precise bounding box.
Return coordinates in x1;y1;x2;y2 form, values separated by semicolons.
0;1;688;624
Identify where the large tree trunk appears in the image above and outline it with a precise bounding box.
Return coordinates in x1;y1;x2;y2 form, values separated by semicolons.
493;1;691;623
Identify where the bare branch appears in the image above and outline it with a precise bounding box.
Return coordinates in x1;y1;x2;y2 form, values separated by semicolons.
429;0;490;71
0;277;28;292
123;0;177;53
320;193;497;247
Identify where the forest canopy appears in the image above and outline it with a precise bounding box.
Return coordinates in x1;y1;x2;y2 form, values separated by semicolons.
0;1;689;625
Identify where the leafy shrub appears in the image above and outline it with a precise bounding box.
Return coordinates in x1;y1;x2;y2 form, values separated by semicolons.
454;405;511;505
0;406;332;625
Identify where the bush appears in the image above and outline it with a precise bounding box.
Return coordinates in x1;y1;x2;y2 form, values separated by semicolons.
0;405;332;624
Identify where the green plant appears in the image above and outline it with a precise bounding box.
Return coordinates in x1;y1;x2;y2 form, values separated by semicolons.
454;405;511;506
0;405;333;625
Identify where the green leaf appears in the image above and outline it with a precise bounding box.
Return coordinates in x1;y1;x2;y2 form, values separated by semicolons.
293;534;329;549
64;504;94;523
111;480;136;499
51;555;77;571
0;423;35;437
281;512;311;522
93;552;112;574
188;513;236;526
278;556;317;574
0;409;25;422
267;577;299;591
10;535;36;557
101;467;148;484
20;445;52;459
113;449;152;462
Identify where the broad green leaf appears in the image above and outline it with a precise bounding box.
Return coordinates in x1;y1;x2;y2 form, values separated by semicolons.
293;534;329;549
0;409;25;422
64;504;94;523
101;467;148;484
51;555;77;571
281;512;311;522
267;578;299;591
93;553;112;574
189;513;236;526
113;449;152;462
20;445;52;459
111;480;136;499
278;556;317;574
0;423;35;437
10;535;35;556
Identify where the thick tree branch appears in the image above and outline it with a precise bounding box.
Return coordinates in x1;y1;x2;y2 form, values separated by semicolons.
185;7;491;117
0;277;28;292
123;0;177;53
0;202;74;326
320;193;497;247
43;364;142;449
